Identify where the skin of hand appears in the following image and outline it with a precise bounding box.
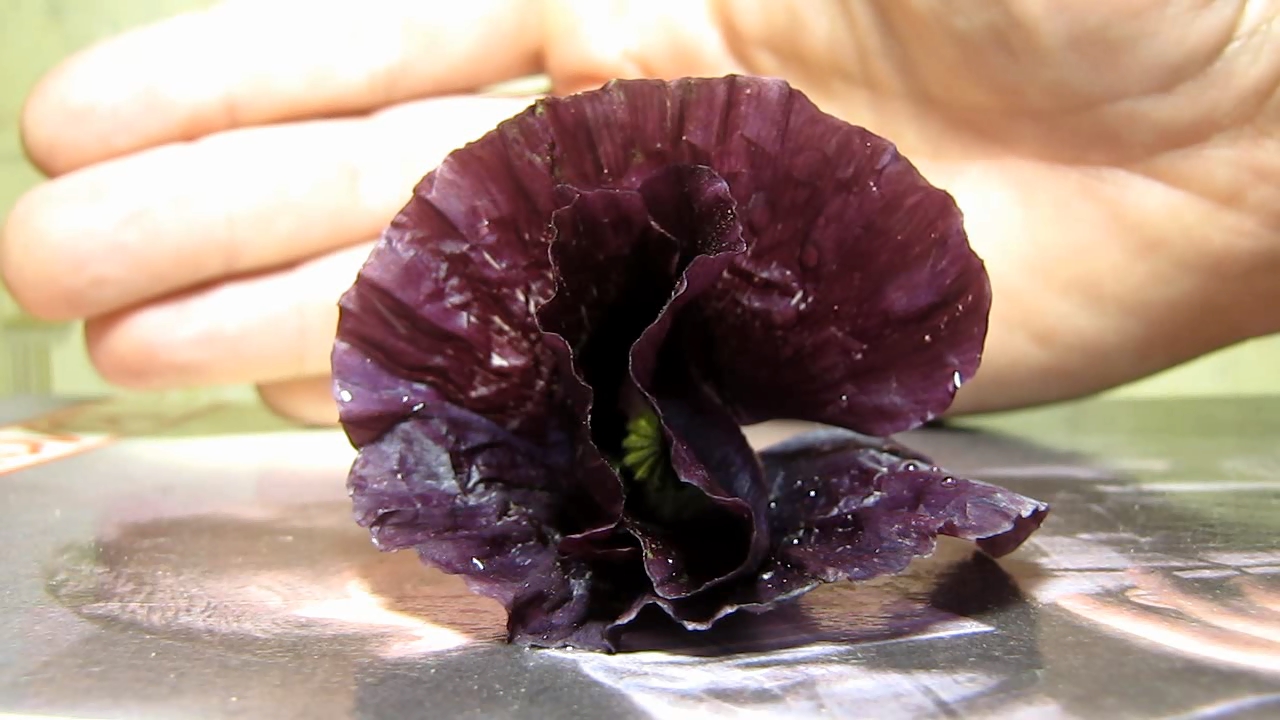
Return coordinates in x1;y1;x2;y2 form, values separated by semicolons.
2;0;1278;425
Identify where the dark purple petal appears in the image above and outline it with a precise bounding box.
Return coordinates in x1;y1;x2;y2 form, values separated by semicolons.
338;75;981;442
762;429;1047;579
334;143;559;441
332;340;451;448
533;161;772;601
616;168;771;600
334;75;1043;650
538;186;676;355
752;429;1044;611
536;332;627;543
346;406;600;647
613;430;1046;630
624;387;766;600
695;97;988;436
520;75;989;436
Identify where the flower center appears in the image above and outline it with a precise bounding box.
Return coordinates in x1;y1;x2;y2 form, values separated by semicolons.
534;165;745;523
620;411;668;488
617;409;711;522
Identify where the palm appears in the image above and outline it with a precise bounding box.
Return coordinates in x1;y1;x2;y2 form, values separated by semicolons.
543;0;1280;410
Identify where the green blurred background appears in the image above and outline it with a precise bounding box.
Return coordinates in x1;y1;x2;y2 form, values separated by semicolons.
2;0;1278;403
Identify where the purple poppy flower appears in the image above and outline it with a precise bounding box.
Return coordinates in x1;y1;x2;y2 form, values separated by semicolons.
333;76;1048;651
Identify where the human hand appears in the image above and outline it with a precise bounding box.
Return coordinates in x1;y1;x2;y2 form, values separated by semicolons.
4;0;1278;424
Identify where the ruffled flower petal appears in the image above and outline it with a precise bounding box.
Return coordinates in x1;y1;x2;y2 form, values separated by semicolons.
334;75;1046;651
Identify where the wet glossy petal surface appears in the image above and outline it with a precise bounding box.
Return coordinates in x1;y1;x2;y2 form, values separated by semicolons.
332;76;1026;648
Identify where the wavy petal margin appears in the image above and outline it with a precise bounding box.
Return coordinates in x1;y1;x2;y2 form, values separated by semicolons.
334;76;1042;651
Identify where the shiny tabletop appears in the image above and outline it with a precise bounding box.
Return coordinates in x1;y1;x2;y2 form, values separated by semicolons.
1;395;1277;719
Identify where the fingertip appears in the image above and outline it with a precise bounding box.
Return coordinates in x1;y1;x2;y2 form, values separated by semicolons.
21;7;241;175
84;311;172;390
86;294;245;391
85;288;263;391
89;304;338;424
0;196;26;310
18;23;181;175
1;172;152;322
81;242;366;393
20;60;75;175
22;0;548;175
258;376;340;426
0;186;78;321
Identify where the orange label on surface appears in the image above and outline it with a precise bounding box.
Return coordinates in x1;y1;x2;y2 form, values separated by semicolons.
0;426;112;476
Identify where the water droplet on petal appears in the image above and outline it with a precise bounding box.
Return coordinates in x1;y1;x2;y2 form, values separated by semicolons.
903;462;919;472
471;557;485;570
941;476;957;488
807;490;817;498
338;389;353;403
953;370;964;388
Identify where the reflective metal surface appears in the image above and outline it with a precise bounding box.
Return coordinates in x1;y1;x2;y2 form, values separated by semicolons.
1;397;1277;718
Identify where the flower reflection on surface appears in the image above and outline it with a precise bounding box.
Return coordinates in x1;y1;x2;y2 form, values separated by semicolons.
292;577;472;657
45;504;507;651
45;503;1047;718
48;504;1016;660
1057;571;1280;674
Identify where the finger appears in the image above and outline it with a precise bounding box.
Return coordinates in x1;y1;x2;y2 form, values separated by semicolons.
258;377;339;426
85;242;373;390
23;0;543;174
3;95;534;321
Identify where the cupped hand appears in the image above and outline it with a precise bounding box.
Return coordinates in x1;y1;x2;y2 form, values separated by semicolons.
3;0;1278;424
